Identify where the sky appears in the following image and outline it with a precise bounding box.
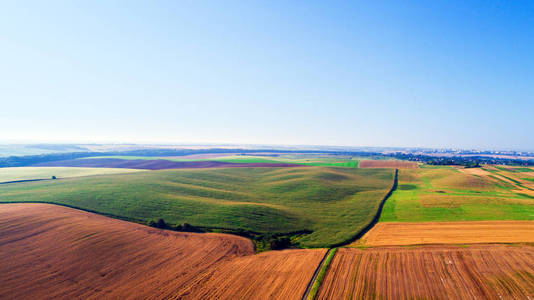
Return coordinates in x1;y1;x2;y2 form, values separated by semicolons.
1;1;533;151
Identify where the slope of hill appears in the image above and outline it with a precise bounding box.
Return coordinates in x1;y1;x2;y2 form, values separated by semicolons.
0;166;394;248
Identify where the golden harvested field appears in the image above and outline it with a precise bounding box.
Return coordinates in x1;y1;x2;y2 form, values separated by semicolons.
0;203;324;300
183;249;327;299
359;160;418;169
356;221;534;246
318;245;534;300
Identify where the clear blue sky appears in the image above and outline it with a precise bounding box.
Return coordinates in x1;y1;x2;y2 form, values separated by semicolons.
1;1;533;150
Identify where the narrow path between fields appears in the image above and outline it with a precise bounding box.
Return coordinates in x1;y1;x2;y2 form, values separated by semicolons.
302;169;399;300
302;248;333;300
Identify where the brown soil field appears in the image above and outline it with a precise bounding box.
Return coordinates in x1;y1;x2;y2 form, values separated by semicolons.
163;153;239;159
359;160;418;169
33;158;303;170
357;221;534;246
182;249;327;299
318;245;534;300
0;203;324;300
163;152;292;159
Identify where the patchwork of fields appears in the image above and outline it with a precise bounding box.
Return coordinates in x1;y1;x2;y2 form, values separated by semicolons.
380;165;534;222
2;158;534;299
69;154;362;168
0;166;394;248
36;158;304;170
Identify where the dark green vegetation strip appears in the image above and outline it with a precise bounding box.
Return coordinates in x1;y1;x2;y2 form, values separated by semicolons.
0;167;393;248
304;248;338;300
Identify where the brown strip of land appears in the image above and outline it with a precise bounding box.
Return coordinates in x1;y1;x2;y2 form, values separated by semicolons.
0;203;324;300
33;158;303;170
318;246;534;300
358;221;534;246
359;160;418;169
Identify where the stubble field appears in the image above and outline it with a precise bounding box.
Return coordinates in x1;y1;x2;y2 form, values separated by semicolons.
357;221;534;246
317;245;534;300
0;203;325;300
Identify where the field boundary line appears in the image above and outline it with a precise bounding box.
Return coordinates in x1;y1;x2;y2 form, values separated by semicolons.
302;248;335;300
330;168;399;247
0;178;53;185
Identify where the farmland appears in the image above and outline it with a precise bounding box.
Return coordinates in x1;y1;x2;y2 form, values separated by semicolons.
0;203;253;299
380;165;534;222
184;249;326;299
2;158;534;299
0;166;394;248
35;157;303;170
358;221;534;246
73;153;362;168
0;166;142;183
317;246;534;299
358;159;418;169
0;203;326;300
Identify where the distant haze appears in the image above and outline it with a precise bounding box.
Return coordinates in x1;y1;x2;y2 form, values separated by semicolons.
1;1;533;150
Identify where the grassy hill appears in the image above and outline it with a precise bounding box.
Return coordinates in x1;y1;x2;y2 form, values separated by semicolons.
0;166;393;248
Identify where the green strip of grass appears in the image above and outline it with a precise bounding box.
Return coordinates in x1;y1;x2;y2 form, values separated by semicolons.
308;248;338;300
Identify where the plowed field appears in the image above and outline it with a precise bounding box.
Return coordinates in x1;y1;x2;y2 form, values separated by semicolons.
357;221;534;246
318;246;534;300
183;249;327;299
359;160;417;169
0;203;324;300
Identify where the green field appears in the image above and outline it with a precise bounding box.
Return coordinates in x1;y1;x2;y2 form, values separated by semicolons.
0;166;393;248
380;165;534;222
0;167;142;183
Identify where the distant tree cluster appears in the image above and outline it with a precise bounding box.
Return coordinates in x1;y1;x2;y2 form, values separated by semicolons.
386;153;534;167
147;218;203;233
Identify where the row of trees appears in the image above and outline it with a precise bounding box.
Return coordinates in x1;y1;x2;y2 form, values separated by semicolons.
147;218;301;251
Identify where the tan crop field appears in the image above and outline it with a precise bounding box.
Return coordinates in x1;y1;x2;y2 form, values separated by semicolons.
356;221;534;246
318;245;534;300
184;249;326;299
0;203;324;300
359;160;418;169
